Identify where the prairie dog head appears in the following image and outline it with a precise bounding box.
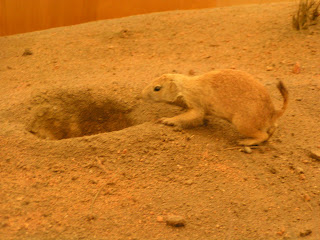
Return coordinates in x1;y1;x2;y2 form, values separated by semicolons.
142;74;185;103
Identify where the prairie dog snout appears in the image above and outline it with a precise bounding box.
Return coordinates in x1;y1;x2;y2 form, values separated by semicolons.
142;69;288;146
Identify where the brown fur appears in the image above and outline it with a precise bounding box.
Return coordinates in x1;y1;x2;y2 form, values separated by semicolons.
142;69;289;145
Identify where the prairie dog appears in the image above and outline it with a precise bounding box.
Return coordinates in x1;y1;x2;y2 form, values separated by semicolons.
142;69;288;146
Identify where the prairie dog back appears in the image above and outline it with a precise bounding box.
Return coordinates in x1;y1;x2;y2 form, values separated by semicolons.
195;70;275;119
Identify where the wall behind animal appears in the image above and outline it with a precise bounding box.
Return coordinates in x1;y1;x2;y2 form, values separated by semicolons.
0;0;216;36
0;0;288;36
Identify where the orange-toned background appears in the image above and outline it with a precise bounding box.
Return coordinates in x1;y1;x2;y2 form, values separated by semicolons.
0;0;287;36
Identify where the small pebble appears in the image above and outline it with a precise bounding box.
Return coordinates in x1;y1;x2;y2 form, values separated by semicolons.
71;176;79;181
185;135;193;141
299;229;312;237
299;174;306;180
85;214;97;221
310;150;320;161
188;69;195;75
22;48;33;56
266;66;273;71
184;179;193;185
243;146;252;154
156;216;164;222
166;215;185;227
296;167;304;174
269;167;277;174
292;62;301;74
303;194;311;202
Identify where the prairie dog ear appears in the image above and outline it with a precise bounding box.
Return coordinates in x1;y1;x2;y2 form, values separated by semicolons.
168;80;177;91
165;80;180;102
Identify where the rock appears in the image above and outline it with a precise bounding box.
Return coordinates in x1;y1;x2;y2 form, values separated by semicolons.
185;135;194;141
156;216;164;222
243;146;252;154
184;179;193;185
269;167;277;174
310;150;320;161
118;29;131;38
299;174;306;180
266;66;273;71
22;48;33;56
292;62;301;74
188;69;195;75
166;215;185;227
85;214;97;221
303;194;311;202
296;167;304;174
299;229;312;237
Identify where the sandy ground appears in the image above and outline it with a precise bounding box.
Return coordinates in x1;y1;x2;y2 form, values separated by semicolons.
0;2;320;240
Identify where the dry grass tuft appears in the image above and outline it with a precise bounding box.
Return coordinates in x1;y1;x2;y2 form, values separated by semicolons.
292;0;320;30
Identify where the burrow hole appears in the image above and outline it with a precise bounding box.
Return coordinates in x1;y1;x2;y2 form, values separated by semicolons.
27;90;135;140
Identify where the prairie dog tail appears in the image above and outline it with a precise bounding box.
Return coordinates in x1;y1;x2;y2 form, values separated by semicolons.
273;81;289;120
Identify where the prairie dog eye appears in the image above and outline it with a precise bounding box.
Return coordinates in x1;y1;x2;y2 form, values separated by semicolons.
154;86;162;91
